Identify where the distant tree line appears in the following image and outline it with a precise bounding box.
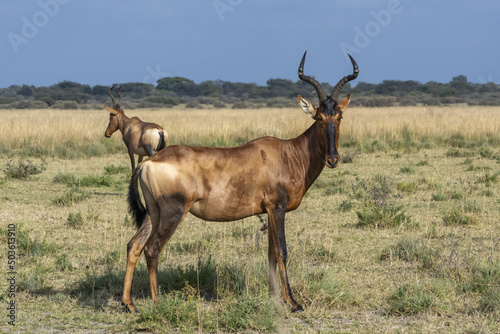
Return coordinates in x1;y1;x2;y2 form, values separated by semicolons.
2;74;499;110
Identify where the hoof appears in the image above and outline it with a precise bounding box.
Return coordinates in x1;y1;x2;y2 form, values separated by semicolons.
122;302;139;313
292;304;304;313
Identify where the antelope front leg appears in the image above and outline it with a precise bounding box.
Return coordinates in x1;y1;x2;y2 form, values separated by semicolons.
122;214;152;312
267;207;303;312
268;231;279;298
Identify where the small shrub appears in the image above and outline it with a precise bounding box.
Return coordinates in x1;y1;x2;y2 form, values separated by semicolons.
4;158;46;179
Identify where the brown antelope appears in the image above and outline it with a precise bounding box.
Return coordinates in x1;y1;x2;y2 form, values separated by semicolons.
104;85;168;171
123;52;358;313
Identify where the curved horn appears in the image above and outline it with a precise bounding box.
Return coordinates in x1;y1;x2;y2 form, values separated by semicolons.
298;51;327;102
331;54;359;101
116;85;123;107
108;84;117;108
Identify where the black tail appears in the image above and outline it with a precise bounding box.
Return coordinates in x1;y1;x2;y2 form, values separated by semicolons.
128;168;146;229
156;130;166;152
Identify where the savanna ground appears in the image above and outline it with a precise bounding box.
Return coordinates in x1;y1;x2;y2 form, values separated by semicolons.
0;105;499;333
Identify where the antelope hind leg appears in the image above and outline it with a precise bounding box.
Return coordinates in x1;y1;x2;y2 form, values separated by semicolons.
143;194;191;307
122;214;152;312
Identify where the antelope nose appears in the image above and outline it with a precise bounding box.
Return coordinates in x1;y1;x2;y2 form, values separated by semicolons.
326;156;339;168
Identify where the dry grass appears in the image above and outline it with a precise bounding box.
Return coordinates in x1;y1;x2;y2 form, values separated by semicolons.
343;105;500;142
1;105;499;156
0;106;499;333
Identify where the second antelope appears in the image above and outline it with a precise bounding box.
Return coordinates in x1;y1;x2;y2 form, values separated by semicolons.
104;85;168;172
123;52;358;313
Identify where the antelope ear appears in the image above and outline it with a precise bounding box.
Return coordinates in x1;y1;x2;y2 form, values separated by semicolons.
104;106;117;116
337;94;351;112
298;95;317;119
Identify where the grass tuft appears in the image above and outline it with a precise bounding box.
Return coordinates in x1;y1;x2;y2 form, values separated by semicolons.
4;158;46;179
53;186;90;206
104;164;129;175
397;181;416;193
442;206;479;226
55;254;73;271
67;211;85;228
53;172;77;185
356;204;409;228
387;283;435;315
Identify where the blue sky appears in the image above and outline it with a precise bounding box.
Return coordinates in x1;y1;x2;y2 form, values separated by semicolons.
1;0;499;88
